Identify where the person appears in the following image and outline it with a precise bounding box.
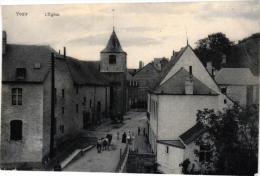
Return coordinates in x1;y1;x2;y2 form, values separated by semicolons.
122;132;126;143
143;128;145;136
97;138;102;153
117;131;120;140
127;131;131;144
138;127;141;136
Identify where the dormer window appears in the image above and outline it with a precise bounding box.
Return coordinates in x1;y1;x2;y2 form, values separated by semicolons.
16;68;26;80
109;55;116;64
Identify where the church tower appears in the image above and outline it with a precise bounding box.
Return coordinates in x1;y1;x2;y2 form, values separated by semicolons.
100;29;127;121
100;29;127;72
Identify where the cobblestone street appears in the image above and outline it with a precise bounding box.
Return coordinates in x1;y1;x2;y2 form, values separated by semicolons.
64;111;149;172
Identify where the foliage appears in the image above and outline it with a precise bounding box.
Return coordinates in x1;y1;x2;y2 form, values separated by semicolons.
180;104;258;174
194;32;234;70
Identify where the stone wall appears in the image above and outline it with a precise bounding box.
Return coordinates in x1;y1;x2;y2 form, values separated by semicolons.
1;83;44;167
100;52;126;73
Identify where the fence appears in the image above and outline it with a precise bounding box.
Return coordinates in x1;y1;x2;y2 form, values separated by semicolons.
115;144;129;172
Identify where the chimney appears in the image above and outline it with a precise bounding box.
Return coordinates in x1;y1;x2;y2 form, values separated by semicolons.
185;66;193;94
139;61;144;69
63;47;66;58
58;50;60;55
221;54;227;67
206;61;213;75
2;31;7;55
154;58;162;71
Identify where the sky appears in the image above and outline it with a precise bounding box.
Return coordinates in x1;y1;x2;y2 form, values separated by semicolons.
2;1;259;68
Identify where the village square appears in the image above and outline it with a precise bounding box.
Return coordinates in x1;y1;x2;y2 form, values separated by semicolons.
0;2;259;175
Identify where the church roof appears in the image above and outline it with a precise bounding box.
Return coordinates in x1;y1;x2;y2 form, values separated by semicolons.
101;30;125;53
153;67;218;95
66;58;109;86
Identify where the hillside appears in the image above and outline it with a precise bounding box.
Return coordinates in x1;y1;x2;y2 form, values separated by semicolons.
228;33;260;76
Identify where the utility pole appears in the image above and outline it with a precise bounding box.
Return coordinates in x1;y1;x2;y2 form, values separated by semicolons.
49;52;55;158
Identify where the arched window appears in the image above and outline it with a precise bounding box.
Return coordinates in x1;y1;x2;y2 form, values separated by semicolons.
109;55;116;64
10;120;23;141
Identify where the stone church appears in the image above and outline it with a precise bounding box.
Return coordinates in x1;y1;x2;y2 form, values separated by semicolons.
100;29;127;121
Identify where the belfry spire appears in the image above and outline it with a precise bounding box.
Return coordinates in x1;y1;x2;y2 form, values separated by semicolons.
112;9;115;31
185;27;189;46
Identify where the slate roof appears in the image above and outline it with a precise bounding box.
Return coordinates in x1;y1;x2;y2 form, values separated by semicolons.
2;44;108;86
101;30;125;53
153;67;218;95
157;140;185;149
179;123;206;145
66;57;109;86
158;45;188;84
215;68;259;85
2;44;56;83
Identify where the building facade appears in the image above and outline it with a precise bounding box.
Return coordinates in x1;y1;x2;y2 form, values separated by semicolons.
1;32;110;169
215;68;259;107
127;58;168;109
147;45;233;174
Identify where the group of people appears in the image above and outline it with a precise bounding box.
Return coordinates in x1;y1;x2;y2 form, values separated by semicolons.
121;131;134;144
96;134;113;153
96;127;146;153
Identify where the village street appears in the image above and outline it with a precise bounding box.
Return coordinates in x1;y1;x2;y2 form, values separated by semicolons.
64;111;150;172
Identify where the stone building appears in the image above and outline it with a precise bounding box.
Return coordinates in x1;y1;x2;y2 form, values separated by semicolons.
1;31;110;169
127;58;168;109
147;45;233;174
215;68;259;107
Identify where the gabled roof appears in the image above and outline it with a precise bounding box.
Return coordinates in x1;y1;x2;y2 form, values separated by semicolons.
158;45;188;84
2;44;56;83
153;68;218;95
66;57;109;86
157;140;185;149
215;68;258;85
179;123;206;145
101;30;125;53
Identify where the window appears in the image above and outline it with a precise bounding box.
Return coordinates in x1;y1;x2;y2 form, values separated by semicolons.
10;120;22;141
62;107;64;115
16;68;26;80
62;89;65;98
109;55;116;64
12;88;22;105
83;97;86;105
54;88;57;104
76;104;79;113
76;86;79;94
221;87;227;94
199;144;212;162
224;99;227;104
165;146;169;153
60;125;64;133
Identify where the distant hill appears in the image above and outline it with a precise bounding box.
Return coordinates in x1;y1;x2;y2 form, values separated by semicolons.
228;33;260;76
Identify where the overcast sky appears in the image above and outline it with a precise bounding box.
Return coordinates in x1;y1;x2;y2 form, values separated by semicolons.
2;1;259;68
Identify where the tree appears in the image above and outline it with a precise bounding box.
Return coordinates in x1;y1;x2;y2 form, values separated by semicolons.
194;33;234;70
181;104;258;175
194;105;258;175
